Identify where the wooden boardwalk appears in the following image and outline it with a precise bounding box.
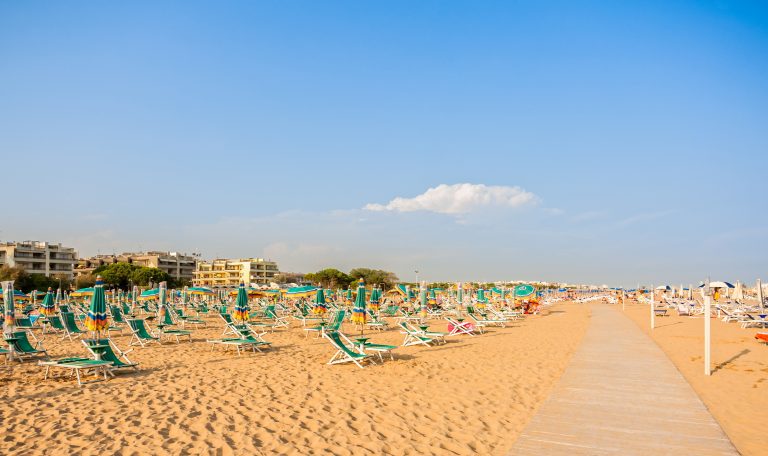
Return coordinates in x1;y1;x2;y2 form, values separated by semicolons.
508;304;738;455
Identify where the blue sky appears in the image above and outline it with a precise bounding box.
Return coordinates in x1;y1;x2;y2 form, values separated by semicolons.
1;1;766;285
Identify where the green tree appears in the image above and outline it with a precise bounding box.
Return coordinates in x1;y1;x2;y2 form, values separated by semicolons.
131;267;171;286
348;268;399;289
99;262;138;289
305;268;353;289
74;274;97;289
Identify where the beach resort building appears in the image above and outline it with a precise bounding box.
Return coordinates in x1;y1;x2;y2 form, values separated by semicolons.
0;241;78;279
75;251;198;282
193;258;280;288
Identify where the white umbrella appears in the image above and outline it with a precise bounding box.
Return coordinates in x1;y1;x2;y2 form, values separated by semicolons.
757;279;764;309
732;281;744;301
655;285;671;291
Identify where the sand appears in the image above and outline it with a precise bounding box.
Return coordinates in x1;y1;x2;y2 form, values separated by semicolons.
622;299;768;456
1;302;589;455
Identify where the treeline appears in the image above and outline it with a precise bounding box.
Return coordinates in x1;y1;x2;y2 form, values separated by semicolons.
304;268;399;290
0;265;73;293
0;262;190;293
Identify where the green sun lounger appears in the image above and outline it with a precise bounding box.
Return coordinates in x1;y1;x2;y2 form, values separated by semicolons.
5;330;49;361
338;332;396;362
208;325;271;355
42;315;66;334
82;338;139;372
61;311;86;341
325;331;372;368
40;357;112;386
126;319;162;347
304;310;345;338
398;322;434;347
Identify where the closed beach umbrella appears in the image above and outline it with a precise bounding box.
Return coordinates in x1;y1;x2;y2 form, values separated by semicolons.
40;287;56;317
419;285;428;321
158;282;173;325
2;281;16;360
370;286;380;312
457;282;463;305
476;288;487;309
233;282;250;323
757;279;764;309
733;281;744;301
85;276;109;338
2;281;16;336
351;279;367;328
55;288;62;306
312;288;328;316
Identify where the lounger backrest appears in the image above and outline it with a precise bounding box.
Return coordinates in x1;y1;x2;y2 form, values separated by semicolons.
128;319;152;338
83;338;120;364
110;306;125;323
326;331;362;358
15;317;33;328
11;331;37;352
61;312;82;331
48;315;65;329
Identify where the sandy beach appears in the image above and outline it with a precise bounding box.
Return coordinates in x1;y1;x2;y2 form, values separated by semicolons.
622;299;768;456
1;302;589;455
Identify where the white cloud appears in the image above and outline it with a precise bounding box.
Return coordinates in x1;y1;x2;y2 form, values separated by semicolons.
364;183;538;214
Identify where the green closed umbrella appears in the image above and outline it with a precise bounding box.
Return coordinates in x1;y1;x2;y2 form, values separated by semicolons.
85;276;109;338
40;287;56;317
233;282;249;323
158;282;173;326
2;280;17;360
351;278;367;334
370;286;381;312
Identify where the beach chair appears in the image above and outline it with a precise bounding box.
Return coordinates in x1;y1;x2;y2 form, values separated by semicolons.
61;311;87;341
248;305;286;332
4;330;49;361
292;303;324;327
304;310;345;338
40;358;112;386
406;321;447;344
324;331;372;369
82;338;139;373
110;305;129;325
338;331;396;362
740;314;768;329
175;308;206;328
126;319;162;347
380;305;400;319
755;333;768;344
208;325;272;355
398;322;434;347
121;302;133;316
366;310;389;331
445;316;476;336
467;308;506;328
42;315;66;335
14;316;36;330
219;313;240;336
